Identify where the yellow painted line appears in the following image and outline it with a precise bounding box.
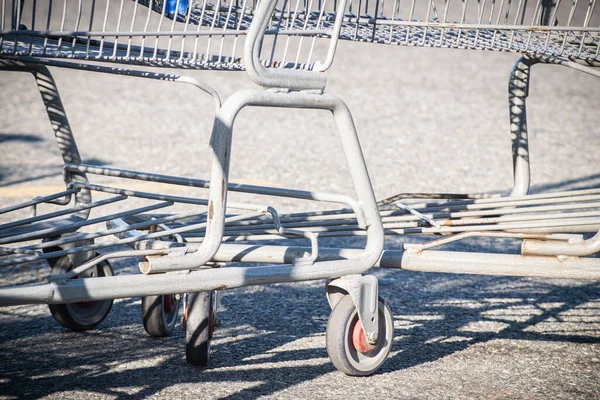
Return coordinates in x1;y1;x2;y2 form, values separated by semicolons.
0;178;282;199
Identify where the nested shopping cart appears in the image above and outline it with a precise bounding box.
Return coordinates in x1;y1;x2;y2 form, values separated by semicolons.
0;0;599;376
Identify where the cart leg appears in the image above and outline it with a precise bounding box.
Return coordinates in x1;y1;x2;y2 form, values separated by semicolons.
508;55;600;197
326;275;380;342
508;56;534;197
142;293;181;337
170;88;385;370
326;275;393;376
0;59;91;213
185;290;217;366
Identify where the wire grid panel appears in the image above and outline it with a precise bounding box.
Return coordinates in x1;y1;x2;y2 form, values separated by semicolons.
1;0;598;68
337;0;600;61
0;0;339;69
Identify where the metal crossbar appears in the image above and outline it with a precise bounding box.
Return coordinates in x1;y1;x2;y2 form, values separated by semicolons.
1;165;598;269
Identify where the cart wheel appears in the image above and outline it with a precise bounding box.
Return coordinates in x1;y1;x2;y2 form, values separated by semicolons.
185;291;216;366
48;255;114;331
142;294;181;337
43;246;64;269
326;295;393;376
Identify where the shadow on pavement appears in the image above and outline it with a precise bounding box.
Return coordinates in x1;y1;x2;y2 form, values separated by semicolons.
0;134;44;144
530;172;600;193
1;270;598;399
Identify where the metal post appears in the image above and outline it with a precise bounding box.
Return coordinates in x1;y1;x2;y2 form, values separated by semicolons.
508;56;534;197
0;59;91;215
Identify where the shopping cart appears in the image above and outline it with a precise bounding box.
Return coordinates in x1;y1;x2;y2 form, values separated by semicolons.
0;0;598;376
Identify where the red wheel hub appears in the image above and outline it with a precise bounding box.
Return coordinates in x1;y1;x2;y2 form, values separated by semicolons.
75;301;97;308
352;319;378;353
73;272;98;308
163;295;175;313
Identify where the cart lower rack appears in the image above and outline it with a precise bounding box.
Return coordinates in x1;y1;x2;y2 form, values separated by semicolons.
2;164;600;283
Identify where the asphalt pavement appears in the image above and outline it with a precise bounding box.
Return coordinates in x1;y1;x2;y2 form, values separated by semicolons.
1;36;600;399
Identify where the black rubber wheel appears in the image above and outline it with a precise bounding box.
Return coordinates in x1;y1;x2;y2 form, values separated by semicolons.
142;294;181;337
326;295;393;376
43;245;64;269
48;255;114;331
185;291;216;366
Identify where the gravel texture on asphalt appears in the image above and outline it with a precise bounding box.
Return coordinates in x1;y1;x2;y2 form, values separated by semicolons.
1;37;600;399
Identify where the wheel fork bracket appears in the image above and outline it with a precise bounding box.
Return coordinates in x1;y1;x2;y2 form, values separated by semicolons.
326;275;380;344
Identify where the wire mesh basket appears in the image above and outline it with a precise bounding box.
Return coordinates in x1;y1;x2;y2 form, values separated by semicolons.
341;0;600;61
1;0;598;70
0;0;342;70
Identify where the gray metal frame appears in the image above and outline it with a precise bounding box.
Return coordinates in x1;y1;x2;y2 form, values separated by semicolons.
0;59;91;220
0;0;599;375
508;55;600;197
2;0;599;67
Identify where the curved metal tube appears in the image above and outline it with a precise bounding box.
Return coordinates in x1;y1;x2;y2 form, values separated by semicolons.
508;55;600;197
21;58;222;110
144;89;384;275
508;56;533;197
522;231;600;257
243;0;326;90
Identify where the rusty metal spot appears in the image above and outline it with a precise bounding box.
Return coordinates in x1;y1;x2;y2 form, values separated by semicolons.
208;201;214;220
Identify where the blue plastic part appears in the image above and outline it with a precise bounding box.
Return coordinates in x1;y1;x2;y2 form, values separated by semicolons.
165;0;189;15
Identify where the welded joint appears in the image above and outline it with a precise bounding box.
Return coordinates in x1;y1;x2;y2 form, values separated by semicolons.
267;206;318;265
300;89;326;95
327;275;380;344
167;247;188;257
267;88;291;94
269;88;326;95
283;230;318;266
393;202;440;229
28;202;38;218
106;218;182;252
157;222;183;243
404;246;424;255
267;87;325;95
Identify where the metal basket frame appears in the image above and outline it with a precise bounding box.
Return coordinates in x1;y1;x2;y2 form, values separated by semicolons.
1;0;599;69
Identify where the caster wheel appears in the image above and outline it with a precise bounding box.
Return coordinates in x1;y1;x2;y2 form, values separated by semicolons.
185;291;216;366
48;255;114;331
326;295;393;376
142;294;181;337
